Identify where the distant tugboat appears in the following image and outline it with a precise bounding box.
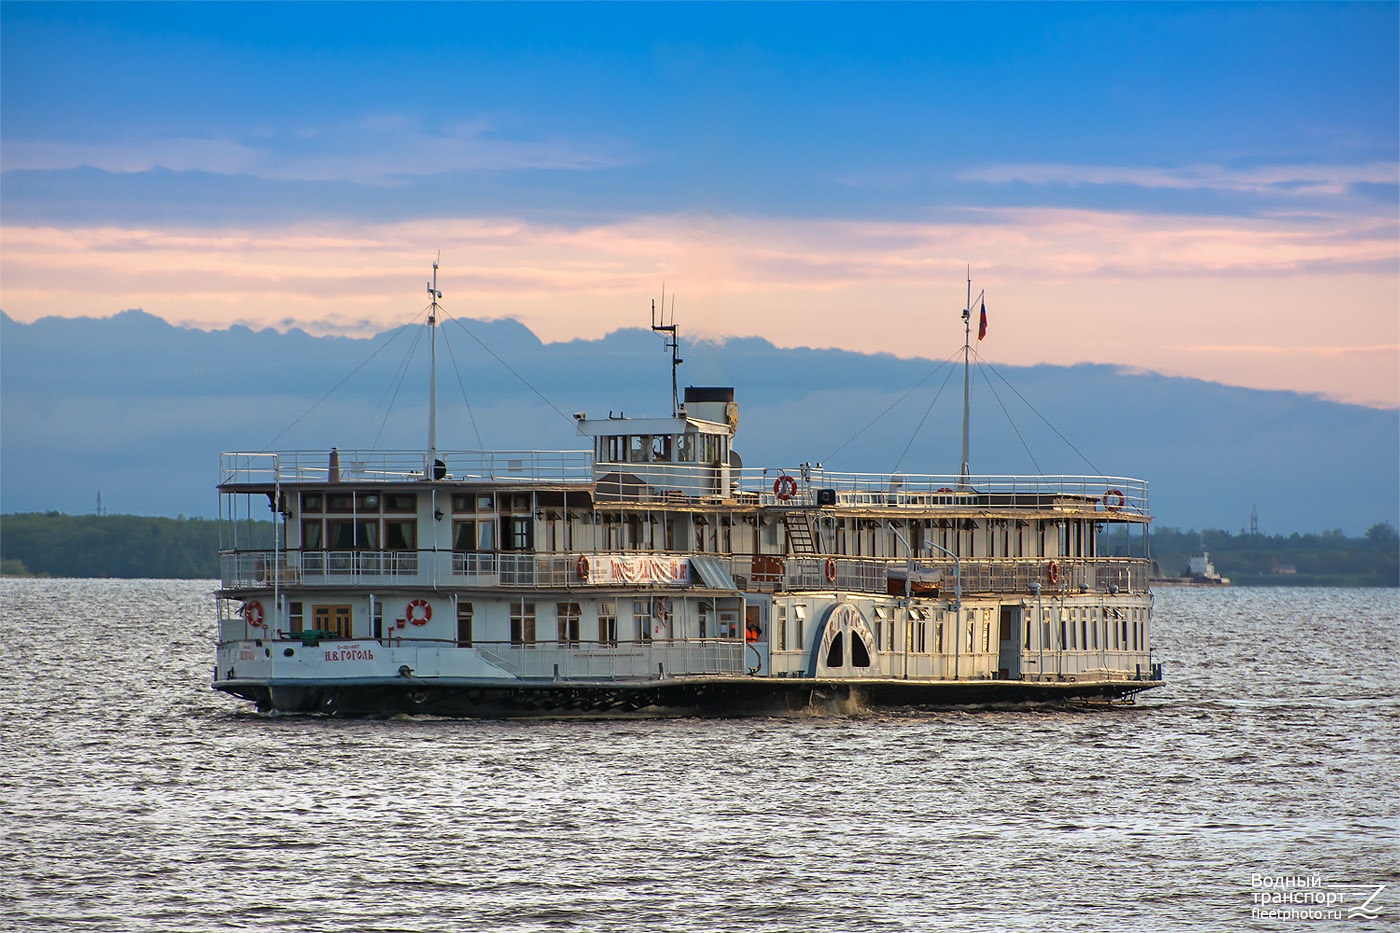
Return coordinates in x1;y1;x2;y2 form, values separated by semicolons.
212;266;1163;716
1186;551;1231;586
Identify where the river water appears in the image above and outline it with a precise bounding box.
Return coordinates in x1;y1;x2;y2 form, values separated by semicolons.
1;580;1395;931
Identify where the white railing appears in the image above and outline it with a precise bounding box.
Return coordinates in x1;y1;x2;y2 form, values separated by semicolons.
474;639;745;680
221;449;594;485
221;548;1151;595
221;449;1147;516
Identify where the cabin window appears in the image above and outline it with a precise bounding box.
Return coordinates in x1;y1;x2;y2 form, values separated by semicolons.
453;520;477;552
775;605;787;651
327;493;354;513
720;610;739;639
385;493;415;513
983;614;993;653
451;494;473;511
289;601;304;634
478;494;494;511
633;600;652;642
457;602;473;646
301;520;323;550
510;601;536;647
301;493;323;513
1091;612;1099;649
697;603;708;638
936;620;945;653
598;601;618;645
557;602;581;646
1060;619;1068;652
383;520;416;551
356;493;380;511
1081;617;1089;651
966;613;976;652
1122;617;1130;649
504;516;533;551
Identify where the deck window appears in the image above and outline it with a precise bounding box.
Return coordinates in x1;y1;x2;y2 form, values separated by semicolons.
289;601;304;634
557;602;581;646
510;601;536;647
633;600;652;642
326;493;354;513
598;601;618;645
457;602;473;646
301;493;323;513
453;520;477;552
301;520;323;550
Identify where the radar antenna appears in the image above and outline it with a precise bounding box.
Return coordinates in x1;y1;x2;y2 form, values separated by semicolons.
651;285;683;416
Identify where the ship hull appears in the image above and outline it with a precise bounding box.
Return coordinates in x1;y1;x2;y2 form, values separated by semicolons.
214;676;1164;717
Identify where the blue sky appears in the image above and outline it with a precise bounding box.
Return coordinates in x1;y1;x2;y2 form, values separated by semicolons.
2;2;1398;406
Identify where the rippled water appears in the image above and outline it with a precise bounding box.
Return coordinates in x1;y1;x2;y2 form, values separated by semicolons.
2;580;1395;931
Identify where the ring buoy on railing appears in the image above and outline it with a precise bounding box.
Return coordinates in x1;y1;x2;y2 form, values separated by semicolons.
773;475;798;501
1046;561;1060;586
1102;488;1126;512
406;598;432;626
576;555;590;580
824;558;838;584
243;601;265;627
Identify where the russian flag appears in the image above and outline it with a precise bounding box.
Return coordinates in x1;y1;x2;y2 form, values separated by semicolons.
977;300;987;341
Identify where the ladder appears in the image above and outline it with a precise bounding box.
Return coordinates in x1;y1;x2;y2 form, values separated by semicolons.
783;513;819;555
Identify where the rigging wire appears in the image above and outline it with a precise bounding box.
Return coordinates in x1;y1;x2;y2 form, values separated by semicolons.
974;362;1043;475
821;346;963;464
438;317;487;451
889;359;960;476
363;312;426;452
437;307;576;429
259;319;417;451
971;346;1105;475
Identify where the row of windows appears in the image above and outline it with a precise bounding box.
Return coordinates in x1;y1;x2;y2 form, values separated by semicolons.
301;518;417;551
1033;607;1148;652
597;433;729;464
301;492;416;514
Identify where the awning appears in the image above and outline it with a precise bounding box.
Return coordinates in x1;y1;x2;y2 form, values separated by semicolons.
689;556;738;591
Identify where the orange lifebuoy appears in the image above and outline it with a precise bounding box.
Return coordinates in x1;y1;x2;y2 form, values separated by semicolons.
773;475;798;501
1102;488;1125;512
825;558;838;583
406;598;432;626
243;600;265;627
1046;561;1060;586
577;555;590;580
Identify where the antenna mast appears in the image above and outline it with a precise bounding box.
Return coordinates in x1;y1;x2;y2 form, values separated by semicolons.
959;267;987;488
651;287;683;416
427;256;443;471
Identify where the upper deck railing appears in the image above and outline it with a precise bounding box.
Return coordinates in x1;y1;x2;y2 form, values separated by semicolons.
220;451;1146;515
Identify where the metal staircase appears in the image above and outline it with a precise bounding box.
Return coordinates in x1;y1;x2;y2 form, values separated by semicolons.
783;513;819;555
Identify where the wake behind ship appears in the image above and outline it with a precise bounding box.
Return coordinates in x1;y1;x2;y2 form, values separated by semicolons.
213;268;1163;716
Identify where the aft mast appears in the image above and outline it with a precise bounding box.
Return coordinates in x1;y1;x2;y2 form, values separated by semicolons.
959;268;972;487
427;257;443;475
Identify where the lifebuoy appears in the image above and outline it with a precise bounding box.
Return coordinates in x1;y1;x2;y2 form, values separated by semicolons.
406;598;432;626
243;601;265;627
577;555;590;580
824;558;838;583
1102;488;1125;512
936;487;954;494
773;475;798;501
1046;561;1060;586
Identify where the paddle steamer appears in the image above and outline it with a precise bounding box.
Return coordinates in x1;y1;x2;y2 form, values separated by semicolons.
213;267;1162;715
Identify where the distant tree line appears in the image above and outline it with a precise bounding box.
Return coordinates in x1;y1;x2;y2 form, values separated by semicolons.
0;512;273;579
1106;523;1399;587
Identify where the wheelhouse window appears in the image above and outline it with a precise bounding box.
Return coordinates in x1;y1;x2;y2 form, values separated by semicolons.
676;434;696;462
